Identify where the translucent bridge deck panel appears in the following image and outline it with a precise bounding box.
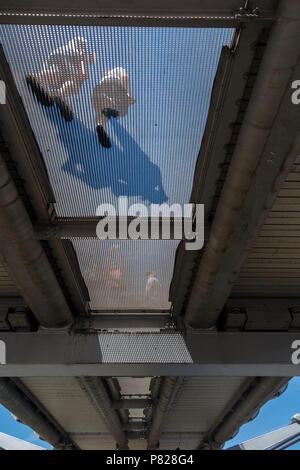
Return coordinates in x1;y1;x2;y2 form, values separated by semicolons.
72;238;179;309
0;25;233;309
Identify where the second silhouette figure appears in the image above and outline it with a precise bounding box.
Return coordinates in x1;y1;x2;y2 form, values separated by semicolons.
92;67;136;148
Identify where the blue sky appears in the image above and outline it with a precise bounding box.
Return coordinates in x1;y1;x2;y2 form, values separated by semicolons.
0;403;52;450
224;377;300;450
0;377;299;450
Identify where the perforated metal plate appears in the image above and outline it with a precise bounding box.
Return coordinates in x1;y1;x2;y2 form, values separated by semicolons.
98;332;193;363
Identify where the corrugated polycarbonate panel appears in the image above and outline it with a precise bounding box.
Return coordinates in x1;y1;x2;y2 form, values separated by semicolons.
117;377;151;422
0;25;233;309
117;378;151;395
232;156;300;297
70;434;117;450
161;377;248;433
70;435;148;450
20;377;110;434
159;434;204;450
129;440;148;450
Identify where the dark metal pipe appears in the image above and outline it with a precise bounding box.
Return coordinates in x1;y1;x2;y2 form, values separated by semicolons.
105;377;129;426
148;376;183;449
199;377;289;449
77;377;129;449
0;153;73;328
0;378;74;448
185;0;300;329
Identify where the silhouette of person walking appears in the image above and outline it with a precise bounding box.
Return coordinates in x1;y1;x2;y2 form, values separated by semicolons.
26;37;96;121
92;67;135;148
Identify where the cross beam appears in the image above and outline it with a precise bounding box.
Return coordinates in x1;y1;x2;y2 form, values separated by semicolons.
112;399;153;409
0;330;299;376
0;0;275;27
33;217;208;241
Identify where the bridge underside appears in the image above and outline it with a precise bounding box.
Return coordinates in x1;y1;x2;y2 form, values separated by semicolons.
0;0;299;450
